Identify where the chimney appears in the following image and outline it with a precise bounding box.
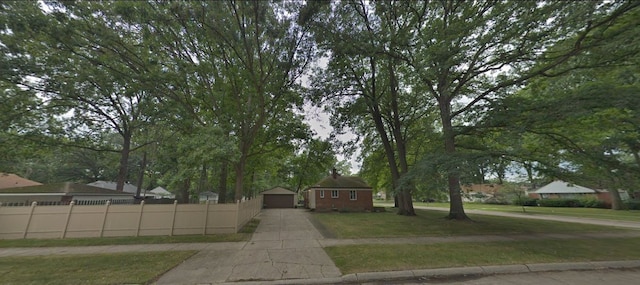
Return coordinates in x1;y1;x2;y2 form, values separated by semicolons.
332;168;338;179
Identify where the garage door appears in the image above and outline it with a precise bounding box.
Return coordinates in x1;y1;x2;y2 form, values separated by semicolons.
263;194;294;208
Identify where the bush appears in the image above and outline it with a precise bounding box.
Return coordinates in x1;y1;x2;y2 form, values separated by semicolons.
537;199;582;207
579;197;607;209
625;200;640;210
513;198;538;206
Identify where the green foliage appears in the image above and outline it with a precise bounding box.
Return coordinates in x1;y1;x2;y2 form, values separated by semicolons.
624;200;640;210
538;199;582;208
535;198;606;208
513;198;538;207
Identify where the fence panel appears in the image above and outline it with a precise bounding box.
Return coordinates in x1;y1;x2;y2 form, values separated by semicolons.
0;199;263;240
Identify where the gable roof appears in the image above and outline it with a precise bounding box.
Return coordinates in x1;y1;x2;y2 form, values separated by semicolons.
261;187;296;195
0;173;42;189
534;181;597;194
0;182;132;196
310;175;371;189
150;187;172;195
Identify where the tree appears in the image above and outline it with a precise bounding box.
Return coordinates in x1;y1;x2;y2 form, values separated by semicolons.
137;1;315;202
0;1;161;191
304;0;438;215
391;1;639;219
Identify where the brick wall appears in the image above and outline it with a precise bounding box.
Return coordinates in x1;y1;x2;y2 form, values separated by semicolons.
313;189;373;212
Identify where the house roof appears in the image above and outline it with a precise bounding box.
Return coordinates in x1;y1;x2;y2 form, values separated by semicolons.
0;173;42;189
534;181;598;194
0;182;132;196
87;181;143;194
150;187;172;195
310;175;371;189
261;187;296;195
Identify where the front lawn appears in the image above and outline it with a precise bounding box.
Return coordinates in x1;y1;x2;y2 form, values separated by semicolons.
0;251;196;285
326;238;640;274
312;208;631;239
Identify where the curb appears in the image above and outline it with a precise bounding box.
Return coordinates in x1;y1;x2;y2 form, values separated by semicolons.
222;260;640;285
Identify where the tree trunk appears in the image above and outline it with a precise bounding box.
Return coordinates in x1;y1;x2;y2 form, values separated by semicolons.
135;151;147;197
439;100;469;220
389;58;415;216
609;176;624;210
177;177;190;203
234;156;247;202
116;131;131;192
198;163;208;193
218;160;228;203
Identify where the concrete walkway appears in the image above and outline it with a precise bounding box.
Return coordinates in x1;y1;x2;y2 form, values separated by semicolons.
1;207;640;284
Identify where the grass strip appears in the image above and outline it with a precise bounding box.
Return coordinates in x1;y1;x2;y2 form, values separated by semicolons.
325;238;640;274
0;251;196;285
0;218;260;248
313;209;630;239
389;202;640;222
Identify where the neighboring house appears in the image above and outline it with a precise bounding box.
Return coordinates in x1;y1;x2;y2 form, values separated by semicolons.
530;181;599;200
461;183;503;202
304;169;373;212
199;191;219;203
87;180;152;197
529;180;629;207
0;173;42;189
0;182;134;206
261;187;296;208
149;186;174;199
461;183;503;195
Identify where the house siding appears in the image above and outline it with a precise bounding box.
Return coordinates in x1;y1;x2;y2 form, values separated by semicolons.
312;188;373;212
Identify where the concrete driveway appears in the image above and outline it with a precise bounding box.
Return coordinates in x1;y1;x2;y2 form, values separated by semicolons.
155;208;341;284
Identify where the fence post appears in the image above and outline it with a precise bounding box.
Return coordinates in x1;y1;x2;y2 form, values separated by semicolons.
99;201;111;237
22;201;37;239
202;200;210;235
61;201;75;239
169;200;178;236
136;200;145;237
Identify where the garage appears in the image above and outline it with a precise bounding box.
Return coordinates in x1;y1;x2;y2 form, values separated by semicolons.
261;187;296;208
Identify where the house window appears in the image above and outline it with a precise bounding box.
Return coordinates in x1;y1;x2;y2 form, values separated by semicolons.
349;190;357;200
331;190;339;198
320;190;324;198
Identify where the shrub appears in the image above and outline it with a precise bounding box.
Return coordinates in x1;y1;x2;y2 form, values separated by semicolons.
537;199;582;207
579;197;607;209
513;198;538;206
625;200;640;210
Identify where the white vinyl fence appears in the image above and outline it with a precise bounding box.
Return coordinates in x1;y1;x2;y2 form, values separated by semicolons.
0;197;262;239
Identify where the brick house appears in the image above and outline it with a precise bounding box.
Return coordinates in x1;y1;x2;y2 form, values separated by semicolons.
304;169;373;212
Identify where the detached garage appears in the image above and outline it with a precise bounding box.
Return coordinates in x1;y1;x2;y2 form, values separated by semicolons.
261;187;296;208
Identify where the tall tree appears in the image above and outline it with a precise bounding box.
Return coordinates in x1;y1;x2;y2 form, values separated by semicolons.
0;1;161;191
393;1;639;219
304;1;436;215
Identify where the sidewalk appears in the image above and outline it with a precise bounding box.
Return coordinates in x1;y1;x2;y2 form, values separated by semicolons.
1;208;640;284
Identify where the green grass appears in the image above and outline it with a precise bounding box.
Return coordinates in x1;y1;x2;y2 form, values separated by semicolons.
313;208;632;239
0;218;260;248
376;202;640;222
0;251;196;285
325;238;640;274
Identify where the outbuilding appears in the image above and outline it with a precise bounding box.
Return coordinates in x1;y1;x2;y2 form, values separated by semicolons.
261;187;296;208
